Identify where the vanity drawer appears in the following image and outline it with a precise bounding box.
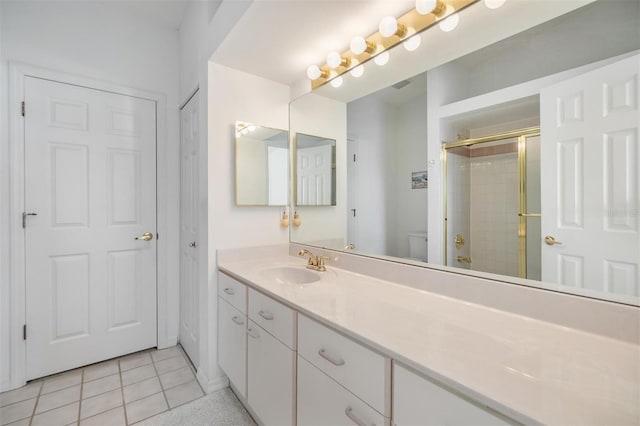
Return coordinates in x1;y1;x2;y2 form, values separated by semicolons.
298;315;388;415
248;288;296;349
393;362;510;426
298;356;387;426
218;272;246;313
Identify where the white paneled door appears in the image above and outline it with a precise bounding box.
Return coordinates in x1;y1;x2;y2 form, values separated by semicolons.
540;54;639;297
24;77;157;380
297;145;333;205
179;91;199;367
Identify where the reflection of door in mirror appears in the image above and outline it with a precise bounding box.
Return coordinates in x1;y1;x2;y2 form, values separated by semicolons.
294;133;337;207
347;138;359;249
297;145;332;205
540;54;639;298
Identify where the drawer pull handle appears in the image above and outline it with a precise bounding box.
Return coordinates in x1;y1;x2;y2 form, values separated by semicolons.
223;288;235;295
247;328;260;339
231;316;244;326
318;348;345;366
258;310;274;320
345;407;372;426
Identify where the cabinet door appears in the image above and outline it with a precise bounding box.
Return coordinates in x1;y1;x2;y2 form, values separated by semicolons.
218;297;246;397
393;363;509;426
298;356;386;426
247;321;295;426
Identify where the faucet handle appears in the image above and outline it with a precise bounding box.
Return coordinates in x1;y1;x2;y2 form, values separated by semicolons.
317;255;331;271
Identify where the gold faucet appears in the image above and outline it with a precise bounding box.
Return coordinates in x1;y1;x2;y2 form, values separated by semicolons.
298;249;329;272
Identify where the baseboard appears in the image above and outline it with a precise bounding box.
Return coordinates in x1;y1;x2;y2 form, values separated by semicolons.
196;368;229;394
160;335;178;349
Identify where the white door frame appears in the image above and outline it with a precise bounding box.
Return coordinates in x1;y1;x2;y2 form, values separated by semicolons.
8;62;173;390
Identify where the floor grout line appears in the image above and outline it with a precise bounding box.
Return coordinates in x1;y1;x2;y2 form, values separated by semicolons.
76;369;85;425
27;381;43;426
149;352;171;414
118;358;129;426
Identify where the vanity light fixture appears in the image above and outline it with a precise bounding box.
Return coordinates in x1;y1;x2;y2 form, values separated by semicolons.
306;64;328;80
305;0;479;90
330;76;344;87
350;64;365;78
379;16;407;38
235;121;257;137
350;36;376;55
327;51;350;69
438;5;460;32
403;30;421;51
415;0;447;16
374;51;390;66
484;0;506;9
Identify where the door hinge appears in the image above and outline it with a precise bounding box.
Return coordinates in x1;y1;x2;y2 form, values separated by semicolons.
353;154;356;162
156;233;159;240
23;324;27;340
22;212;37;228
21;101;25;117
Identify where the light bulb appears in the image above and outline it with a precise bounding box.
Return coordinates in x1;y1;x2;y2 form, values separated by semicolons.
350;36;367;55
330;76;343;88
374;51;389;66
403;33;421;51
241;128;249;135
439;6;459;32
415;0;437;15
306;65;322;80
327;52;347;69
484;0;506;9
379;16;398;37
248;124;256;132
350;64;364;78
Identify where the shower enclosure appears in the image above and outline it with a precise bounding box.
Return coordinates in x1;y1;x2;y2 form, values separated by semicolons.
443;127;541;280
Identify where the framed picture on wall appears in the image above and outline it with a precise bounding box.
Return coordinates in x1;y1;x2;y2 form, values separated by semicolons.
411;171;428;189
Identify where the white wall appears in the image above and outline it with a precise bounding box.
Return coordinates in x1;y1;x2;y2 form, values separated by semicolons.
0;1;181;391
290;94;347;248
207;63;290;388
394;93;429;259
346;93;395;255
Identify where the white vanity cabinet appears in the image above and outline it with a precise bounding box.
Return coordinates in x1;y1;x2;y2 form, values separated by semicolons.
393;362;510;426
297;314;390;425
217;294;247;398
247;288;296;426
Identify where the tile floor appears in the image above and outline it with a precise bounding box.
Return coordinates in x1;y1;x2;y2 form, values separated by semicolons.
0;346;208;425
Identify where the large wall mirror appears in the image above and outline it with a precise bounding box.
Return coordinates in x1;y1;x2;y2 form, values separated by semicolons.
289;0;640;306
235;121;289;206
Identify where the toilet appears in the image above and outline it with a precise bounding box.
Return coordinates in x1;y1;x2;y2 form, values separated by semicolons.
407;231;428;262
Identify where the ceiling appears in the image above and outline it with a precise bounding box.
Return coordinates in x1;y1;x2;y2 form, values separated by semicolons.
211;0;416;86
212;0;598;103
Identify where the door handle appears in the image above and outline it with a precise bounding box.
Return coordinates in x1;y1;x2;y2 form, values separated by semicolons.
188;241;197;248
544;235;562;246
134;232;154;241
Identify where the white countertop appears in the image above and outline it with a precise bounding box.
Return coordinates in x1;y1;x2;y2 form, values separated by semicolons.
218;252;640;425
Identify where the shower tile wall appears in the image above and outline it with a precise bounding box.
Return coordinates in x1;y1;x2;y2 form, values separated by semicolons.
470;151;519;277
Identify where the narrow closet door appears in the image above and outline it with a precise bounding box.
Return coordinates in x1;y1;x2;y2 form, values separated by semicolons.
179;91;200;366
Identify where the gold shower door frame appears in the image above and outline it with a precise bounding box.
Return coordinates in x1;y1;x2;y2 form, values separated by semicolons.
442;127;541;278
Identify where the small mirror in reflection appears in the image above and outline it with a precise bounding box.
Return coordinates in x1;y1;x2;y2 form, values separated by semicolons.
235;121;289;207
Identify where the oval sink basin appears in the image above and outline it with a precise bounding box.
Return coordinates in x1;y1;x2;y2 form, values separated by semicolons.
260;266;321;284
